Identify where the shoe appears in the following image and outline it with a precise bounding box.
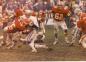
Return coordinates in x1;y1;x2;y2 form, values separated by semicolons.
32;49;37;53
53;40;58;45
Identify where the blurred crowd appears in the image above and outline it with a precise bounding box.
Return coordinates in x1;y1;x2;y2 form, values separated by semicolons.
0;0;85;25
2;0;86;12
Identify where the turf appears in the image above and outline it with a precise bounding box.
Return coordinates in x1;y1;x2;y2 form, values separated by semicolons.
0;26;86;61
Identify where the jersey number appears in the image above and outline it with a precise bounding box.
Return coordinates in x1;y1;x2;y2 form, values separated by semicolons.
55;13;64;20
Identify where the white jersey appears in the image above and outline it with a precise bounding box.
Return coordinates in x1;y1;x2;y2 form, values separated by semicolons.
29;16;39;27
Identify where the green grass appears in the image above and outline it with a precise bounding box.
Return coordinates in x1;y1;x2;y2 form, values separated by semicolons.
0;25;86;61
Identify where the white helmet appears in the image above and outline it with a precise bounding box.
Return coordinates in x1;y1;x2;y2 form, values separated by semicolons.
74;8;82;15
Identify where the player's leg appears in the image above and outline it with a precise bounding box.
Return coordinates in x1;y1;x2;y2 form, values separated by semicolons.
61;21;69;44
29;30;37;52
53;21;59;45
35;43;48;49
6;33;15;49
79;34;86;48
3;27;8;44
35;32;48;49
0;35;4;47
71;27;79;45
40;22;45;34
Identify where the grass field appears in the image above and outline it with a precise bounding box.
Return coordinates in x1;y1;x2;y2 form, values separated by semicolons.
0;25;86;61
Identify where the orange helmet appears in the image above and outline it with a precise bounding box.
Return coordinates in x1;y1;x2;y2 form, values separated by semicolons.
15;8;23;17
